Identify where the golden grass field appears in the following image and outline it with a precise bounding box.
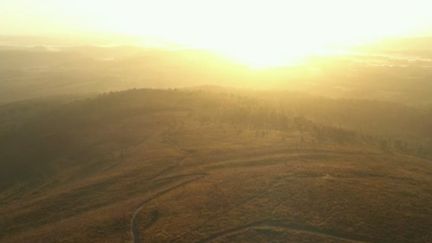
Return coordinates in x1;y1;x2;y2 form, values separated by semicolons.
1;89;432;242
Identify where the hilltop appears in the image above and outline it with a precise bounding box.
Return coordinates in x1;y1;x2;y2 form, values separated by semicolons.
1;88;431;242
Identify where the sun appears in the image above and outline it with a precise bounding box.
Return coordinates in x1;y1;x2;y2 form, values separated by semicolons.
11;0;432;68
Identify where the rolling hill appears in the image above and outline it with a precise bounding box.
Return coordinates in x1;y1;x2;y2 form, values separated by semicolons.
1;88;431;242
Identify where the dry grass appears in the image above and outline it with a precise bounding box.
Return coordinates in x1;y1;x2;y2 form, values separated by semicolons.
1;89;432;242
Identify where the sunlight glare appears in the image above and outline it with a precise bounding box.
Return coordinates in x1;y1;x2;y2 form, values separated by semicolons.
4;0;432;67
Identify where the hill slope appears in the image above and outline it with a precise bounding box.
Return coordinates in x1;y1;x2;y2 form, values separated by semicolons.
1;89;432;242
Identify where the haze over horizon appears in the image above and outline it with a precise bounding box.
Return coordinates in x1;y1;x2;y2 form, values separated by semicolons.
2;0;432;67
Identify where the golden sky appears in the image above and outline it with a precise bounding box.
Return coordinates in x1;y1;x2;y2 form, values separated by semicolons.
1;0;431;67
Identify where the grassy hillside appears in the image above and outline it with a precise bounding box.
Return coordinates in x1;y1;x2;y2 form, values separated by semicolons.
1;89;431;242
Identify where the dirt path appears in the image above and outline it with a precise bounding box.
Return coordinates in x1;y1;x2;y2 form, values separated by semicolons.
196;219;370;243
130;174;205;243
130;149;375;243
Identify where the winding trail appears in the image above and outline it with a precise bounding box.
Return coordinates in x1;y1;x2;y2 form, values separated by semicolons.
130;148;377;242
195;219;370;243
130;174;206;243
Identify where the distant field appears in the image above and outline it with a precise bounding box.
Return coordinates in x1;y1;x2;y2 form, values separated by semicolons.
1;41;432;105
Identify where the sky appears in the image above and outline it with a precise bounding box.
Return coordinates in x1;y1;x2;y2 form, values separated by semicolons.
1;0;432;66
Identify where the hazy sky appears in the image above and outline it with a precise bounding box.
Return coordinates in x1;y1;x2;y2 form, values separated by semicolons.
1;0;431;66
